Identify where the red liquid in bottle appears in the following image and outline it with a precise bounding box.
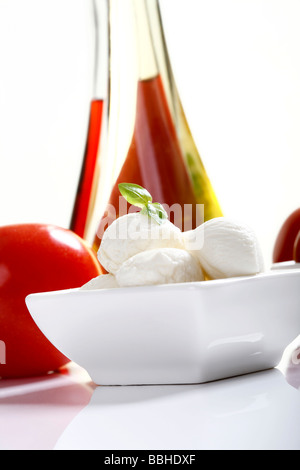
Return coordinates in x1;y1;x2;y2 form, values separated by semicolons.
94;75;199;250
70;99;104;238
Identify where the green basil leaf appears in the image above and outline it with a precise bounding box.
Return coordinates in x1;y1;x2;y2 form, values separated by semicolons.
141;202;168;225
118;183;152;208
119;183;168;225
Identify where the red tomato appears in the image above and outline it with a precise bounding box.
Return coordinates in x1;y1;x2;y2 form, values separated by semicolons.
0;224;101;378
273;209;300;263
293;231;300;262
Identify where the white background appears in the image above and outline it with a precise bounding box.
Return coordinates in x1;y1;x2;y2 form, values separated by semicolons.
0;0;299;265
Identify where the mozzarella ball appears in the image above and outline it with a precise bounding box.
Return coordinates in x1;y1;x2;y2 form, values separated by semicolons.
183;217;264;279
116;248;204;287
98;212;184;274
81;274;119;290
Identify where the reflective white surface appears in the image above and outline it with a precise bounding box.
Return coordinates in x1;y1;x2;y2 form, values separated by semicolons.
0;361;299;450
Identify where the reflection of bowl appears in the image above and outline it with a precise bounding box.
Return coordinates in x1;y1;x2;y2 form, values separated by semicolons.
26;269;300;386
54;369;300;450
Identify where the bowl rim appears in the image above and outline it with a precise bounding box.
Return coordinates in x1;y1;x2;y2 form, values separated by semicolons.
25;265;300;301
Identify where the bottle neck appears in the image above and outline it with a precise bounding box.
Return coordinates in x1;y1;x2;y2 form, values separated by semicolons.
108;0;159;82
133;0;159;80
93;0;109;99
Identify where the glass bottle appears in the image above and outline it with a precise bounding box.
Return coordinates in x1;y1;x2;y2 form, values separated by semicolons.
70;0;109;239
70;0;222;251
148;0;222;223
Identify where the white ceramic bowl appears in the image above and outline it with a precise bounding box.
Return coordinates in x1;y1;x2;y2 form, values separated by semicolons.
271;261;300;271
25;268;300;385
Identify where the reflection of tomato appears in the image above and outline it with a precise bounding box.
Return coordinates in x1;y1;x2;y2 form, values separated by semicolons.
0;224;101;378
273;209;300;263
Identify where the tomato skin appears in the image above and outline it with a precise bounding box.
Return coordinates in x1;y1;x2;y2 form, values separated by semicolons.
293;231;300;262
0;224;101;378
273;209;300;263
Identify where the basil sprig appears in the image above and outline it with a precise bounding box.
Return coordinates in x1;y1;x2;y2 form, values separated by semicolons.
118;183;168;225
